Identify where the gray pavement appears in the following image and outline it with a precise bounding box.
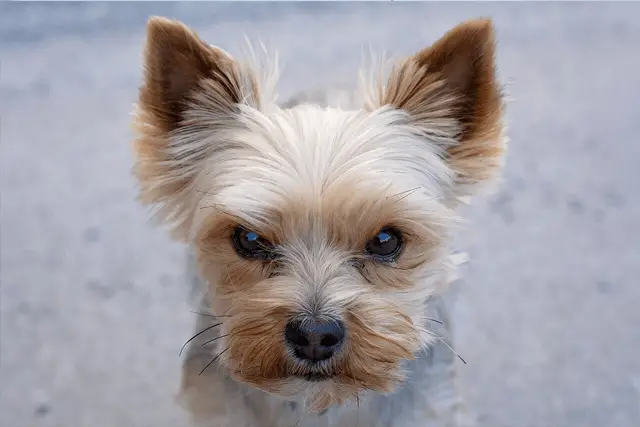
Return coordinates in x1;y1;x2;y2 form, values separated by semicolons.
1;3;639;427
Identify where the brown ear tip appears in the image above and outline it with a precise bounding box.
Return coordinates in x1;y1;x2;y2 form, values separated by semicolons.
147;15;170;28
449;18;495;39
146;16;185;36
472;17;494;27
464;18;495;37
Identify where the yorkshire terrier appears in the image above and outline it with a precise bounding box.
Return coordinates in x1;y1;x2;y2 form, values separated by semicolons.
132;16;506;427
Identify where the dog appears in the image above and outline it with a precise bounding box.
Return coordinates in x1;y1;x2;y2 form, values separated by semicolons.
131;16;506;427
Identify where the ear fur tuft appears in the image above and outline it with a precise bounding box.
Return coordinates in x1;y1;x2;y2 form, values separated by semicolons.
132;17;247;239
373;18;506;195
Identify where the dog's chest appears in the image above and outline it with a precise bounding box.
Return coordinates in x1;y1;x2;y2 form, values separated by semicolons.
255;399;396;427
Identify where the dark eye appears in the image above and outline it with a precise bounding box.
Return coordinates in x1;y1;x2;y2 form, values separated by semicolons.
365;228;403;261
232;226;275;260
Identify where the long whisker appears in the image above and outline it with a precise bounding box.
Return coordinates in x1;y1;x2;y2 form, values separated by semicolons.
179;323;223;356
199;347;230;375
189;310;232;318
201;334;230;347
390;186;421;199
390;186;421;202
436;337;467;364
425;317;443;325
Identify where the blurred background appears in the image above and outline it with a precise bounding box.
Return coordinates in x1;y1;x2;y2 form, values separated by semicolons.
1;2;639;427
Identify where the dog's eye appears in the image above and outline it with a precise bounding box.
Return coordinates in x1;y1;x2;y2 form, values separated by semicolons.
232;226;274;260
365;228;403;261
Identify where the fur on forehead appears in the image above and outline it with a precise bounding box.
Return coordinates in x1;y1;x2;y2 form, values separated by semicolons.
132;16;506;241
189;104;456;239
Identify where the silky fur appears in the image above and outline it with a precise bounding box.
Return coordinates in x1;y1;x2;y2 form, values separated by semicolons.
132;16;506;425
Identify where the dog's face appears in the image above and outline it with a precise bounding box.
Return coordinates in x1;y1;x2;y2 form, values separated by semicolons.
133;17;505;411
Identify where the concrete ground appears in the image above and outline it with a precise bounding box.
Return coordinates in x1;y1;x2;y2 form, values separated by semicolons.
1;3;639;427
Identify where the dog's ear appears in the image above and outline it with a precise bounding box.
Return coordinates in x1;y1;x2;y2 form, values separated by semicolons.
132;17;256;239
372;19;505;196
137;16;243;132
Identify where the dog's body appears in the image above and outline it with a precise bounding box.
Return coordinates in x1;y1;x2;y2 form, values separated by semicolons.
132;16;506;427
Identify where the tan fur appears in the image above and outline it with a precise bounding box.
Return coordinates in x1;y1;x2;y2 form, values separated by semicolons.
193;183;436;408
131;16;506;422
369;18;505;193
132;17;271;238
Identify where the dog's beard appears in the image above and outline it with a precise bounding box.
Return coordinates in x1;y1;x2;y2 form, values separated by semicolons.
208;285;429;413
227;363;410;413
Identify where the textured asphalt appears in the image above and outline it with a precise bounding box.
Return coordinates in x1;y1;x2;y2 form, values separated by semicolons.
1;3;639;427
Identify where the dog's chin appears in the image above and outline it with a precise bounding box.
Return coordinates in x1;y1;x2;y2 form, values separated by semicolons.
296;372;333;382
229;349;411;412
231;371;348;410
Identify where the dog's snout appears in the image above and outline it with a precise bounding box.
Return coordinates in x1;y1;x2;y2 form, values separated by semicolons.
285;319;345;362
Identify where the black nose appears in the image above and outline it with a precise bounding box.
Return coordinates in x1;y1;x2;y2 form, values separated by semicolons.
285;319;345;362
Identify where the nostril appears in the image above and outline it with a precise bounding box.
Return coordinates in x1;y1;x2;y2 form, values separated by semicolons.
285;319;345;362
313;320;345;349
320;334;340;347
285;322;309;347
292;336;309;346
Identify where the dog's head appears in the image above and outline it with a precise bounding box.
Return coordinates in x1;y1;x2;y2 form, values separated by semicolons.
133;17;505;411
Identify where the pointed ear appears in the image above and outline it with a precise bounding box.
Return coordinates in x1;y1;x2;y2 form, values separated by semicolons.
132;17;251;239
138;16;242;132
374;19;505;195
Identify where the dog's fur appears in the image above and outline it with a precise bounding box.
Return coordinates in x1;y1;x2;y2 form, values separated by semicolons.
132;16;506;427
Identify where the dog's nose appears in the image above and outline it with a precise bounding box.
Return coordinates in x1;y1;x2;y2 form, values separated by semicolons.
285;319;345;362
